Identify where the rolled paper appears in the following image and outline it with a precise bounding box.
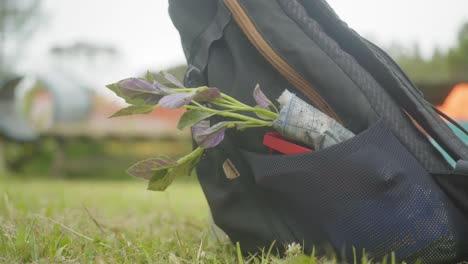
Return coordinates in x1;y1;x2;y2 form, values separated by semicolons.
273;90;355;150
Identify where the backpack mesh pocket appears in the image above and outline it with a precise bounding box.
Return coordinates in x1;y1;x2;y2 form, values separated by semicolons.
242;119;463;263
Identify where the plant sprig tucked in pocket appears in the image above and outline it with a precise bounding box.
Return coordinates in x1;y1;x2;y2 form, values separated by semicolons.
106;71;279;191
107;71;355;191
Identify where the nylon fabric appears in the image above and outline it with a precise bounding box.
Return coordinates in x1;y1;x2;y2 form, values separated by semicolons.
277;0;447;173
243;120;466;263
298;0;462;171
168;0;468;262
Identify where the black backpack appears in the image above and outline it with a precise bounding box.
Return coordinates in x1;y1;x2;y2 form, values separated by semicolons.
168;0;468;262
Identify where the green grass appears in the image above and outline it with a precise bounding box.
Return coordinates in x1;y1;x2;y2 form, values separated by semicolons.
0;177;403;264
0;178;228;263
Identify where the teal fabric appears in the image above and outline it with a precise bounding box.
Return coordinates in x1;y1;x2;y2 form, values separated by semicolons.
452;122;468;143
432;122;468;167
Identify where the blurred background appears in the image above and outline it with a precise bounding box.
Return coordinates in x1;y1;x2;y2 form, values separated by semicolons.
1;2;467;262
1;0;467;179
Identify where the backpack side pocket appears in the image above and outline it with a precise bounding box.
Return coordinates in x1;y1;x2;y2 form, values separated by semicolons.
242;120;463;262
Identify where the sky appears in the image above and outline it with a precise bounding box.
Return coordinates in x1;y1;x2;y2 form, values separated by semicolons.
18;0;468;94
327;0;468;52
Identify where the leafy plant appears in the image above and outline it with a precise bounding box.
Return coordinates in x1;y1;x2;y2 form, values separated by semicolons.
106;72;279;191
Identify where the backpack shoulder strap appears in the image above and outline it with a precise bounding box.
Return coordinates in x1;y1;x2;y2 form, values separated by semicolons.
364;38;468;164
303;0;468;165
223;0;454;172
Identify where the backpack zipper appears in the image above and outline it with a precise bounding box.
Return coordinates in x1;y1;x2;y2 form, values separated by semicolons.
224;0;342;123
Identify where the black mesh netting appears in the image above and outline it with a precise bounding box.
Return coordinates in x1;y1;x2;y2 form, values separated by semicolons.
243;120;467;263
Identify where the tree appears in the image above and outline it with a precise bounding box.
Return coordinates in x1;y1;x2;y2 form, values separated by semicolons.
447;23;468;79
385;22;468;84
0;0;42;78
390;43;451;83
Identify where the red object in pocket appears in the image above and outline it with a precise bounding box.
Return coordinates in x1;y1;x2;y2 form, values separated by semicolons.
263;132;313;155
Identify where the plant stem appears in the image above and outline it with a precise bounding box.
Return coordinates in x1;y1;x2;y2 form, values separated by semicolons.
172;88;199;92
176;147;204;163
219;94;279;117
221;94;250;108
211;101;238;109
271;103;280;114
211;101;278;120
190;101;206;109
184;105;273;126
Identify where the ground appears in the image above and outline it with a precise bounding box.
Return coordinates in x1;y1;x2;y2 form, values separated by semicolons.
0;178;230;263
0;177;401;264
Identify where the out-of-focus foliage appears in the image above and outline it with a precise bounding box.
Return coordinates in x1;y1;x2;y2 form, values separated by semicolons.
165;65;187;82
388;44;451;84
385;22;468;104
386;22;468;83
50;42;118;57
447;23;468;79
2;136;193;180
1;66;189;179
0;0;42;78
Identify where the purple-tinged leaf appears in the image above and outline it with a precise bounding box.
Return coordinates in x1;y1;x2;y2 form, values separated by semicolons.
106;78;167;105
198;127;226;149
127;157;176;180
152;79;174;94
191;120;210;136
193;87;221;103
192;121;228;149
158;91;196;109
163;71;185;88
253;84;273;108
119;78;156;92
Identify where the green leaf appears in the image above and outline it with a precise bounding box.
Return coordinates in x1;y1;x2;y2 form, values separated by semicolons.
170;163;192;178
147;172;176;191
148;160;198;192
162;71;185;88
235;122;251;131
147;147;204;191
127;157;176;180
154;72;180;89
145;71;155;83
110;105;155;118
147;161;194;191
175;153;201;177
177;110;216;130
